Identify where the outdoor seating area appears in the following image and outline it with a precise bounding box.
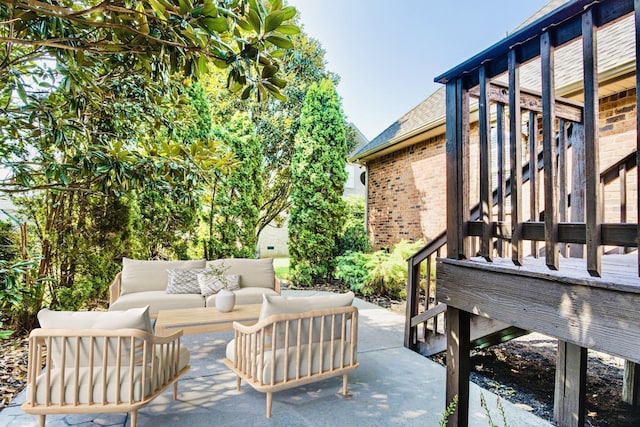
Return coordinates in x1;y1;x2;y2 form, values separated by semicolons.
1;291;552;427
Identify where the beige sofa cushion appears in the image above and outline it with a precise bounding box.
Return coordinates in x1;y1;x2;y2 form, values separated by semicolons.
37;306;153;367
121;258;206;295
109;291;204;315
259;292;355;321
206;258;274;289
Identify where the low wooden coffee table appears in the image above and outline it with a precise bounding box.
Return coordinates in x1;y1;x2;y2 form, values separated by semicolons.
155;304;262;336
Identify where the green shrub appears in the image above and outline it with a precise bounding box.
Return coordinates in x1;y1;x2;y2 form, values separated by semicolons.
0;220;19;262
336;196;370;256
335;240;423;299
0;259;47;333
335;251;370;293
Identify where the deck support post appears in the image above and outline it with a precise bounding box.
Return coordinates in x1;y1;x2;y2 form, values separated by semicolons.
623;361;640;406
554;341;587;427
446;307;470;427
404;257;420;350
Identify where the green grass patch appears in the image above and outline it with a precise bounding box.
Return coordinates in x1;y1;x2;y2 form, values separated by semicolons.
272;257;290;281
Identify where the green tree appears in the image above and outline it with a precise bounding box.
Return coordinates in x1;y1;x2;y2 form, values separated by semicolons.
0;0;298;109
0;0;299;323
200;31;343;243
203;112;263;259
289;79;347;285
253;33;340;235
134;80;213;260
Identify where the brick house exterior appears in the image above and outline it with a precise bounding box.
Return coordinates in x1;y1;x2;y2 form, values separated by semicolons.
351;0;637;251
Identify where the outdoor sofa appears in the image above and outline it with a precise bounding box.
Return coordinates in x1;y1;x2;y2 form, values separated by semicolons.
225;292;359;418
109;257;281;316
21;306;189;427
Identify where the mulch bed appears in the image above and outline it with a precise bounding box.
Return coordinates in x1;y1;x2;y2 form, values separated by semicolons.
0;335;29;410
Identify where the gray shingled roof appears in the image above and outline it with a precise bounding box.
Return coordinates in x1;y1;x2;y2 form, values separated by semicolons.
350;87;445;160
352;0;633;162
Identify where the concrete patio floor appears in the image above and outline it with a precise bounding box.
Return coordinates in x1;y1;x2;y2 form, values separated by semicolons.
1;290;552;426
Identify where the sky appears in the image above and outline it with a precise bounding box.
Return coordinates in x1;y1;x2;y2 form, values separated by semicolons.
287;0;551;141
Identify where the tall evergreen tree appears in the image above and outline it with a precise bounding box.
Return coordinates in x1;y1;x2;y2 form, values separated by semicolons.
289;79;347;285
204;113;263;259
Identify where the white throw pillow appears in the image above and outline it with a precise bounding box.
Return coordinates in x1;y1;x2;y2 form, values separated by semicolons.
165;268;206;294
198;274;240;297
225;275;240;291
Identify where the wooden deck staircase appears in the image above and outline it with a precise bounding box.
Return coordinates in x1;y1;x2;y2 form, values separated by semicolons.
405;143;638;357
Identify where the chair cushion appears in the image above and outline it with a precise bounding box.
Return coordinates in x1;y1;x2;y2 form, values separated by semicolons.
38;306;153;333
109;291;204;315
206;258;275;289
165;268;206;294
225;339;355;384
32;345;190;405
121;258;206;295
259;292;355;321
37;306;153;367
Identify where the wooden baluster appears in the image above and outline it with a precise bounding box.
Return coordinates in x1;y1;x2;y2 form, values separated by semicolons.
446;78;470;261
529;111;539;257
558;119;568;257
424;256;432;335
570;123;586;258
479;65;493;261
541;30;559;270
404;257;420;349
583;7;601;276
497;103;506;257
620;165;628;253
509;49;523;266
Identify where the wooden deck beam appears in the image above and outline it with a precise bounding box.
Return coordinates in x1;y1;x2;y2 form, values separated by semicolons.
437;257;640;364
469;81;583;122
554;341;587;427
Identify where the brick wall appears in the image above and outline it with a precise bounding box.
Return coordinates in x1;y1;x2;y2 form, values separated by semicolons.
367;134;447;250
599;88;637;223
366;88;637;251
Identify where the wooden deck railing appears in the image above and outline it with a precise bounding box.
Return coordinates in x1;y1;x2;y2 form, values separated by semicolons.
405;146;639;351
428;1;639;424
